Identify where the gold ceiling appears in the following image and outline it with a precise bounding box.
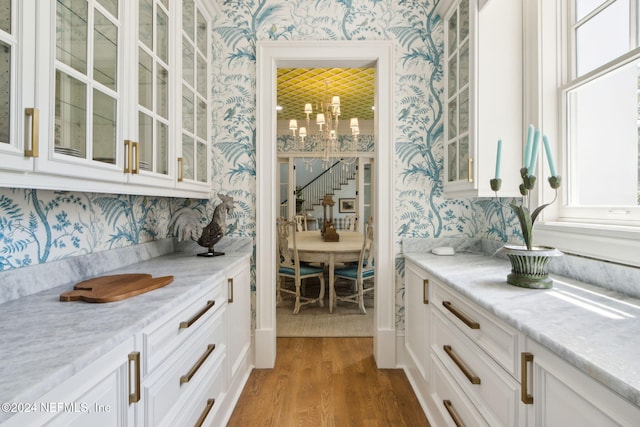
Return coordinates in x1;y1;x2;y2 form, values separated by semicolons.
277;68;375;121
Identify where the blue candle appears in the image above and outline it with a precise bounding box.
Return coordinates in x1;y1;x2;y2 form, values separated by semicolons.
524;124;534;168
495;139;502;179
543;135;557;177
528;130;541;173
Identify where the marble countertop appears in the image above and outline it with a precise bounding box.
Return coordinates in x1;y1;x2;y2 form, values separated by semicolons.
404;250;640;407
0;242;251;422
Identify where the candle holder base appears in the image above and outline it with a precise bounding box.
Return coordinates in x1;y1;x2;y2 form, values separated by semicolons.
500;245;562;289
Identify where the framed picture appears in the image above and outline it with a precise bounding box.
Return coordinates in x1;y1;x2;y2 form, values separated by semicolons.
339;198;356;213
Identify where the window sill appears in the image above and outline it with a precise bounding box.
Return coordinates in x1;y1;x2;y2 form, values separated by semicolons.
535;221;640;268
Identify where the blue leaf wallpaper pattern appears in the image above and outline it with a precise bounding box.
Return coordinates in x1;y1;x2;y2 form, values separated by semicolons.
0;0;523;332
0;189;213;271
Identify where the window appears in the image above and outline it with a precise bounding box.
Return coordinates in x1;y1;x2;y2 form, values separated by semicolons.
533;0;640;267
562;0;640;225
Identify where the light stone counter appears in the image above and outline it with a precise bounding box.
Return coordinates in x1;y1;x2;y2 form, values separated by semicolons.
403;250;640;407
0;238;252;423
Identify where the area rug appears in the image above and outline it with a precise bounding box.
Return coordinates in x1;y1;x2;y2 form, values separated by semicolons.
276;278;373;337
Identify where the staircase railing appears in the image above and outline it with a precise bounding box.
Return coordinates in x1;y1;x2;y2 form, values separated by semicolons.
280;160;357;217
299;160;356;213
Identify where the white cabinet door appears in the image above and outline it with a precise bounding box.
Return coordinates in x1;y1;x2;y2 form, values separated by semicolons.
524;338;640;427
33;0;129;185
175;0;212;195
0;0;211;198
226;259;251;381
0;0;37;173
1;337;138;427
405;260;431;383
441;0;523;198
125;0;175;191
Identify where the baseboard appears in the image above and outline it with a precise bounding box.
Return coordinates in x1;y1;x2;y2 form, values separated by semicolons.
374;327;396;368
254;327;276;368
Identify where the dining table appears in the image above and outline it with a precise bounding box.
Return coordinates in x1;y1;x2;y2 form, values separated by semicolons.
292;230;364;313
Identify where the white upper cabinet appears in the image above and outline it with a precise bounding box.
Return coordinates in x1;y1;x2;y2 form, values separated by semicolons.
0;0;38;172
0;0;211;198
176;0;211;193
441;0;523;198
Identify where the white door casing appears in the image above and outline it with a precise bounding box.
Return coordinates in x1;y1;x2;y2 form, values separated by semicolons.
255;40;395;368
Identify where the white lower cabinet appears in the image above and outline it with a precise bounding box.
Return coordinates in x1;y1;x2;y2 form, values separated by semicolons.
226;262;251;384
523;338;640;427
431;352;489;427
429;279;523;427
136;258;252;427
141;306;227;427
404;269;640;427
1;337;137;427
1;257;252;427
404;260;431;385
432;308;522;426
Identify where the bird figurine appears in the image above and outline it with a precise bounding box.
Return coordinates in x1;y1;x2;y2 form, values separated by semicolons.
197;219;224;256
171;193;235;257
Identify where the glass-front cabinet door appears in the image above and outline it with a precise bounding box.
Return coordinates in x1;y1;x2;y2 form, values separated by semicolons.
0;0;211;197
128;0;172;187
0;0;38;173
444;1;470;187
441;0;523;198
31;0;128;184
177;0;211;193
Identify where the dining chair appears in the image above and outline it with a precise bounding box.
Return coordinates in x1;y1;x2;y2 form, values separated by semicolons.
344;214;358;231
276;218;325;314
293;214;308;231
333;223;375;314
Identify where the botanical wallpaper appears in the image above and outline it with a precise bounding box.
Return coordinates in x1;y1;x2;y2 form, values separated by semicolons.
0;0;522;332
0;190;212;270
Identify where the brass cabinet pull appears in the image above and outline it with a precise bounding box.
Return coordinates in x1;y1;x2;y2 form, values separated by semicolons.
177;157;184;182
443;345;480;384
442;301;480;329
443;400;465;427
228;278;234;303
124;140;132;173
180;344;216;384
423;279;429;304
24;108;39;157
179;300;215;329
131;141;139;174
128;352;141;404
521;352;534;404
194;398;215;427
468;157;473;183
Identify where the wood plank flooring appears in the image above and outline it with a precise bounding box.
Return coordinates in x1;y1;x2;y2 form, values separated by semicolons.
227;337;430;427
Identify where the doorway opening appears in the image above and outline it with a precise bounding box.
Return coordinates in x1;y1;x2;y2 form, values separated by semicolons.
276;155;375;337
255;40;395;368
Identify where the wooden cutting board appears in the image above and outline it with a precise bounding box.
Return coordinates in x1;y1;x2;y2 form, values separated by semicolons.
60;273;174;303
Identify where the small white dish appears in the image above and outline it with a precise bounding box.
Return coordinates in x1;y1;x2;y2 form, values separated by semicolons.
432;246;455;256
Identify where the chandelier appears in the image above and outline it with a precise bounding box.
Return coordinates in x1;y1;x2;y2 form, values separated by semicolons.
288;80;359;171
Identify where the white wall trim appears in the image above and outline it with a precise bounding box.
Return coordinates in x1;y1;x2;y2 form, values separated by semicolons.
256;40;396;368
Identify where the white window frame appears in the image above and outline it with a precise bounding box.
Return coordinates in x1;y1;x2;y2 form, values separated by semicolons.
529;0;640;267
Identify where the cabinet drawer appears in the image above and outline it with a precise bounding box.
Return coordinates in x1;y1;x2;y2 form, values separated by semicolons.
163;354;227;427
432;280;520;376
431;353;490;427
143;280;225;373
433;309;521;427
145;309;226;427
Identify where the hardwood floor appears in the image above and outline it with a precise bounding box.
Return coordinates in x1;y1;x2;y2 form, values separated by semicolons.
227;337;430;427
